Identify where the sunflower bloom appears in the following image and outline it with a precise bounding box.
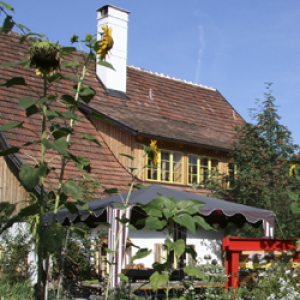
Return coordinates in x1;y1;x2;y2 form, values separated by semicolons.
29;41;61;75
149;140;159;166
36;67;42;76
96;25;114;61
290;164;296;177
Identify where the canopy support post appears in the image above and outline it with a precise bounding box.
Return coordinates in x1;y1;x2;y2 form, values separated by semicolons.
107;206;132;288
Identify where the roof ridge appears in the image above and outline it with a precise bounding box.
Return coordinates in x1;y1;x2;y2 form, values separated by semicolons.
128;65;216;91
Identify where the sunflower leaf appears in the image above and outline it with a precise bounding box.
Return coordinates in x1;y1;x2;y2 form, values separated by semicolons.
18;24;30;32
120;153;135;161
82;134;102;146
0;1;14;11
79;86;96;103
0;121;23;131
97;60;115;71
0;77;26;87
0;59;28;67
0;147;19;156
19;32;45;43
1;15;14;33
19;96;36;109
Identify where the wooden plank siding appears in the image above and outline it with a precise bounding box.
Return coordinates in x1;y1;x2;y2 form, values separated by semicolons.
91;118;146;180
0;157;28;213
92;118;230;192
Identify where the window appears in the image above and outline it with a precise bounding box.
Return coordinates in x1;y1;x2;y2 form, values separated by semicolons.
154;244;178;267
147;150;184;184
154;244;195;267
95;239;132;276
187;155;220;186
228;162;235;188
186;245;196;265
95;244;108;277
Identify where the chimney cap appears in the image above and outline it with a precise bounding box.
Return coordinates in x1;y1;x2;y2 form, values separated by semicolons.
96;4;130;14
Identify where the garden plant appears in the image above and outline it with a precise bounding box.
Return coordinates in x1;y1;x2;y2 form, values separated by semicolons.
0;1;116;299
2;2;300;300
208;84;300;238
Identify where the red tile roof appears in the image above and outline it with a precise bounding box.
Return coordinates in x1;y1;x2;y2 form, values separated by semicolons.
0;32;133;198
89;66;244;150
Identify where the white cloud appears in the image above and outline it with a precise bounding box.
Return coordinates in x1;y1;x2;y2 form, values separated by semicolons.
195;25;205;83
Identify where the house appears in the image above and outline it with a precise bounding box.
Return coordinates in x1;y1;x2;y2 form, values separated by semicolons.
0;4;271;287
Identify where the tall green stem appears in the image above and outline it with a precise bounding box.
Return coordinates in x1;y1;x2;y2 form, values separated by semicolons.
36;73;48;298
52;65;87;220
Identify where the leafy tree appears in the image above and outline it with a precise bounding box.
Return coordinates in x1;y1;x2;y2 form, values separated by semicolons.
209;84;300;238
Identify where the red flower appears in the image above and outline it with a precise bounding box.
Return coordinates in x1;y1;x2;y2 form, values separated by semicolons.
258;183;262;186
286;130;289;133
270;107;273;110
264;191;268;193
263;156;266;159
245;146;249;149
231;142;234;145
278;139;283;143
262;126;265;129
281;158;285;162
237;175;240;178
229;161;233;164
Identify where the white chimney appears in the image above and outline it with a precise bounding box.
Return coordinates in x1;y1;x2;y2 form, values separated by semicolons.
96;5;130;95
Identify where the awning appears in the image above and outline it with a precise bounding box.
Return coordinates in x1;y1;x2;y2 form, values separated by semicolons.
44;184;275;230
44;184;276;288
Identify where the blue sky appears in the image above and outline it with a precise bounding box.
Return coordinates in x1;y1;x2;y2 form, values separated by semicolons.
5;0;300;145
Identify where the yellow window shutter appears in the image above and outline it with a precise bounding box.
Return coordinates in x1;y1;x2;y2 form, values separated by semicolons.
187;245;196;265
154;244;162;263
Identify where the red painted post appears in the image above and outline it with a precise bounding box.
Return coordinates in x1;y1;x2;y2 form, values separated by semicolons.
226;251;239;289
222;237;299;289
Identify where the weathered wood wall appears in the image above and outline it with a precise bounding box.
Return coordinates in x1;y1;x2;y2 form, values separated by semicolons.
91;118;145;179
93;118;230;189
0;156;28;213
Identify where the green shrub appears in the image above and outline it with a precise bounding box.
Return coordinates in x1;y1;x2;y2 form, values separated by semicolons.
0;279;35;300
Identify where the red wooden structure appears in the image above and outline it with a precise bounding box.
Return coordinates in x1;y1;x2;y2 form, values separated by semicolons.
222;237;300;289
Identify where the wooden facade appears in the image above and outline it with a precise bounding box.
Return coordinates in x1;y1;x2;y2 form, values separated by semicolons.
93;117;230;195
0;157;28;213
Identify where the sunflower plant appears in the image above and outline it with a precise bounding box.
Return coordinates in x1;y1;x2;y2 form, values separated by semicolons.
135;194;214;300
96;25;114;61
0;2;114;300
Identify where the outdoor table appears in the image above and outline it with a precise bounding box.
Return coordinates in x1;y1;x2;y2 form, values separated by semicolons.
131;281;226;290
122;269;180;282
81;280;226;291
